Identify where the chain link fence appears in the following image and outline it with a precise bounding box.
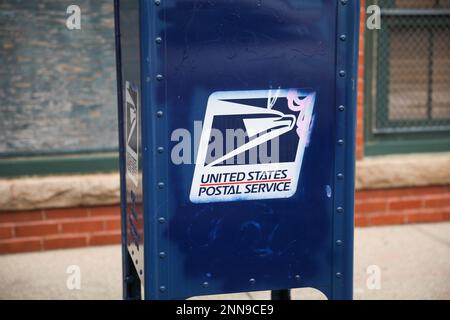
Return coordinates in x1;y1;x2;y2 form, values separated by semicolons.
369;0;450;134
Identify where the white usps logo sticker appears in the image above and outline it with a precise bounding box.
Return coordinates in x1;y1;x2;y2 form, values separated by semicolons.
190;89;316;203
125;81;139;187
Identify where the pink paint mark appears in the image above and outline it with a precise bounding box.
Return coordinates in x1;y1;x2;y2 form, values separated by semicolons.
287;89;303;112
287;89;315;142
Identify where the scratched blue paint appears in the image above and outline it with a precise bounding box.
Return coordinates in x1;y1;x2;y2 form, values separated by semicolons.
326;185;332;198
115;0;360;300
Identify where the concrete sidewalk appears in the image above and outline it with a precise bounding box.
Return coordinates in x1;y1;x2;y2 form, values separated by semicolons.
0;222;449;300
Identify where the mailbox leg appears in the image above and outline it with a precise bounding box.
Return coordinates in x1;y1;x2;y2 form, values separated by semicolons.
123;251;141;300
271;289;291;300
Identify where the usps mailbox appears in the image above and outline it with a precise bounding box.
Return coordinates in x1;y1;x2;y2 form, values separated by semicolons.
114;0;360;300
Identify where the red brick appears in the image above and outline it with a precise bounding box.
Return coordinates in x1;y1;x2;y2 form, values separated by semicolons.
357;189;408;200
408;186;448;196
389;199;423;211
355;200;386;214
402;186;448;197
0;225;13;239
88;206;120;217
444;211;450;220
355;0;365;163
355;215;369;227
356;191;371;201
423;197;450;209
406;212;444;224
369;214;406;226
104;218;121;231
43;234;87;250
44;207;88;220
0;238;42;254
61;219;104;233
358;68;364;78
374;189;411;199
382;189;410;198
356;150;363;160
15;222;59;237
0;210;43;223
89;231;121;246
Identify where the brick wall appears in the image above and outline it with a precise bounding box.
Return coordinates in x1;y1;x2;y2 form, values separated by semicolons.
0;206;120;254
356;0;366;160
355;186;450;226
1;184;449;254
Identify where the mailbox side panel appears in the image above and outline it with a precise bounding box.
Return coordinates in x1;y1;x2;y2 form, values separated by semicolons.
115;0;145;299
332;0;360;300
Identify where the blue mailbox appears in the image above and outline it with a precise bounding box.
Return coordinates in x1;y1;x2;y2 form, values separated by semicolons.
114;0;360;300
